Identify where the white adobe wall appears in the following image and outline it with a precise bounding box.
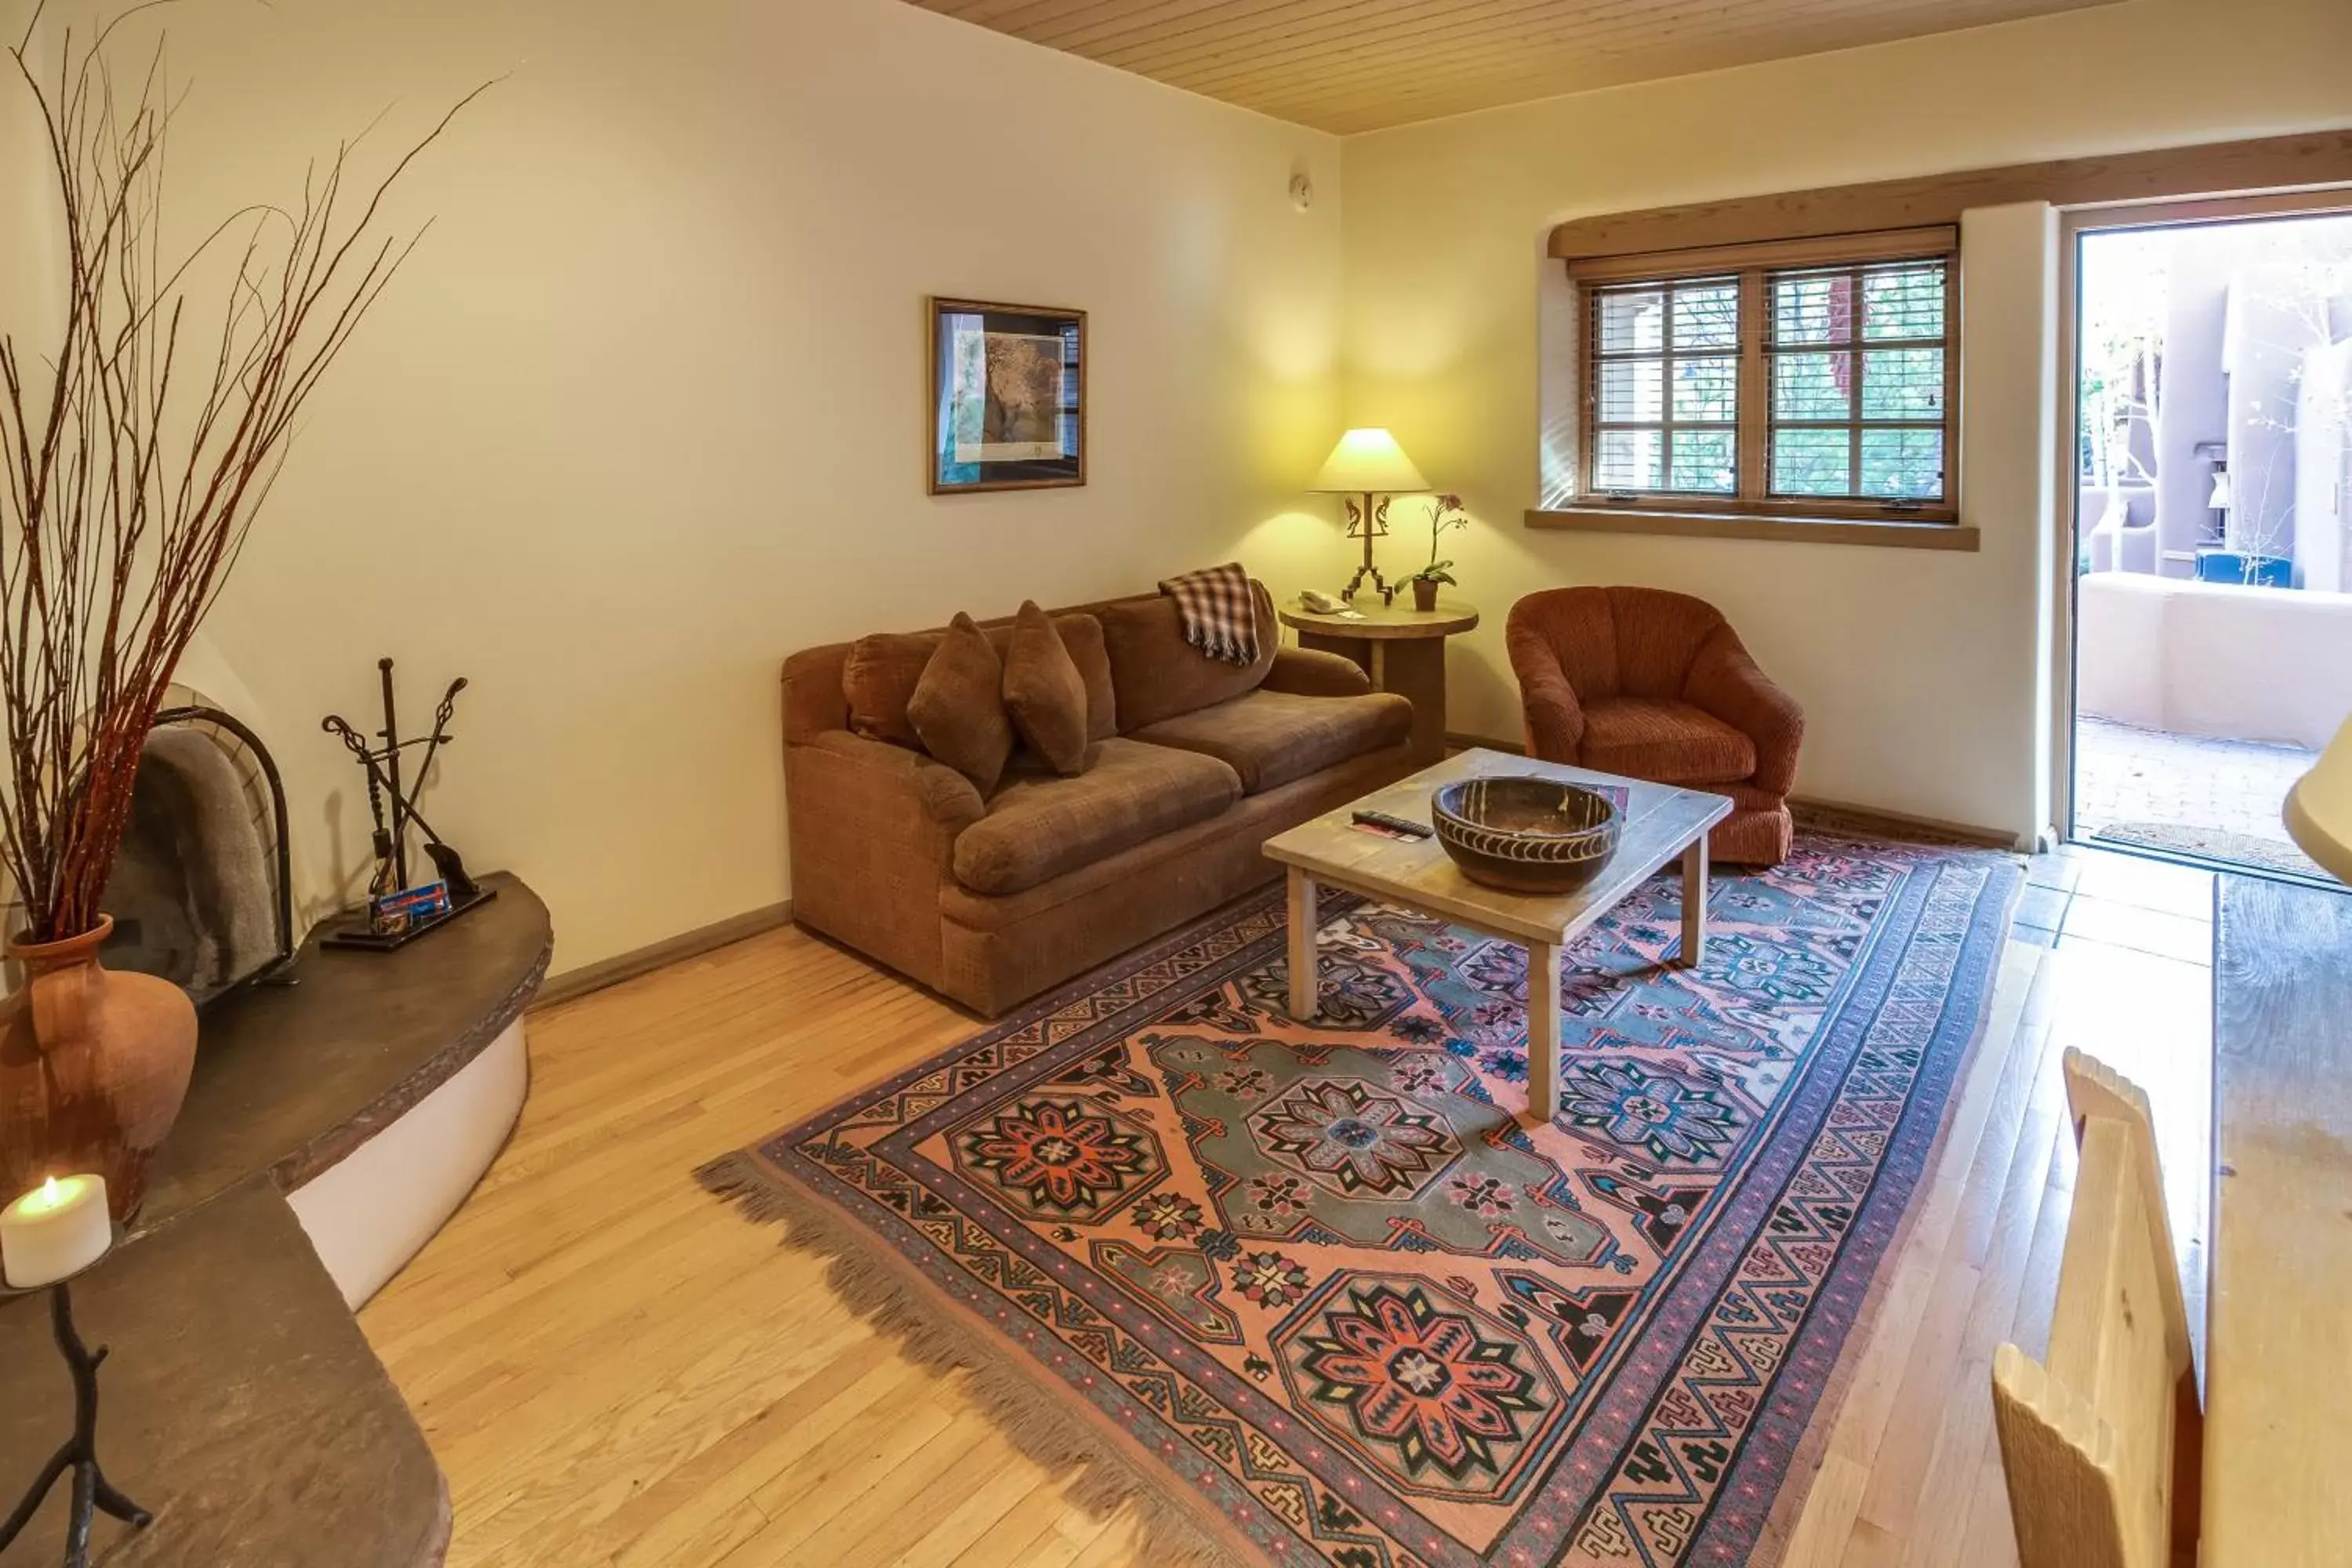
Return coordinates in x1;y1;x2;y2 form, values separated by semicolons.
2078;572;2352;749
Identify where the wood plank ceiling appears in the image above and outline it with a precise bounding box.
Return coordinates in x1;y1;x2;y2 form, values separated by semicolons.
906;0;2115;135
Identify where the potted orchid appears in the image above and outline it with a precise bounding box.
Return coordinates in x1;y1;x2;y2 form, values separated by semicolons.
1404;495;1469;612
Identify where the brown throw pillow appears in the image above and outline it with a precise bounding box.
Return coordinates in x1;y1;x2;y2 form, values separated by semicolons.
1051;613;1119;742
842;630;940;746
1002;601;1090;775
907;613;1013;795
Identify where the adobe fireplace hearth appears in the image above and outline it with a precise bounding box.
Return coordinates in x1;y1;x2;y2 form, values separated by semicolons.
100;701;294;1008
76;677;550;1312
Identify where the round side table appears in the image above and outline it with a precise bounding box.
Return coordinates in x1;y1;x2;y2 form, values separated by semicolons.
1277;599;1479;766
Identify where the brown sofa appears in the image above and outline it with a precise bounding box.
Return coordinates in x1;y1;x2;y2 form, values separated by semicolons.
783;581;1417;1015
1506;586;1804;866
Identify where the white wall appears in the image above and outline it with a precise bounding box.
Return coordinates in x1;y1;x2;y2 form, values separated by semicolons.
1335;0;2352;840
2299;339;2352;592
2078;573;2352;749
0;27;52;339
26;0;1343;970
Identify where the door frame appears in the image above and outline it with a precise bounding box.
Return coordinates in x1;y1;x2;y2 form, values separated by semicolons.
2049;187;2352;846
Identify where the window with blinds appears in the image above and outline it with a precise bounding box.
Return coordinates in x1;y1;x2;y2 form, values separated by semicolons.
1571;231;1959;525
1767;260;1950;503
1589;278;1740;495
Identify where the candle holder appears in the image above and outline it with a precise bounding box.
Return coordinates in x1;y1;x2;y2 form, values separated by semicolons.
0;1240;150;1568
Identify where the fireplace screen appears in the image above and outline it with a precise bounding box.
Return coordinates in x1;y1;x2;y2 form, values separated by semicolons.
101;705;293;1007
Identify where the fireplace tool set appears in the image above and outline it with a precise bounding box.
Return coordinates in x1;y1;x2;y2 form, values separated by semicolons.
321;658;494;949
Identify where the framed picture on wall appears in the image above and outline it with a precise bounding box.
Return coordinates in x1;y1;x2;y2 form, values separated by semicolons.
927;297;1087;494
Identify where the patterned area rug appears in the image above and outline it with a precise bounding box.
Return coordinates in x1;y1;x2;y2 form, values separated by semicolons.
701;833;2021;1566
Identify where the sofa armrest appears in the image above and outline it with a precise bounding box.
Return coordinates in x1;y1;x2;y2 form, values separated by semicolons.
794;730;985;844
1261;645;1371;698
786;731;985;987
1505;618;1585;760
1682;627;1804;797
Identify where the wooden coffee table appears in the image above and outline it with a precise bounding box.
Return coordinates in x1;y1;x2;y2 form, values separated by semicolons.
1263;748;1732;1122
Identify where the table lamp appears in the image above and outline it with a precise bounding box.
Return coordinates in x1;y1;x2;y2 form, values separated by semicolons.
2285;714;2352;884
1310;428;1428;604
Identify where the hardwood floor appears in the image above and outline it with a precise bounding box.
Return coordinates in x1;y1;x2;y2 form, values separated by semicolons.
359;847;2218;1568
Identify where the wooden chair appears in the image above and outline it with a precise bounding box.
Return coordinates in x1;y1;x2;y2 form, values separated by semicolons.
1991;1049;2201;1568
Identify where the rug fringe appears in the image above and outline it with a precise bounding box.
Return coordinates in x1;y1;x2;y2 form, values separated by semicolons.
694;1150;1262;1568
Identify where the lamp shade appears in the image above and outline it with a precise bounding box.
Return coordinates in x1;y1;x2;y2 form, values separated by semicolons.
2286;714;2352;884
1310;428;1428;494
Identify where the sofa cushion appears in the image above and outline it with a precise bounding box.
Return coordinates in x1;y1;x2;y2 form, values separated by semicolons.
951;739;1241;897
1003;601;1090;775
843;631;935;746
1130;688;1413;796
1580;696;1755;786
1047;614;1119;742
1099;583;1277;731
907;613;1014;795
844;612;1116;747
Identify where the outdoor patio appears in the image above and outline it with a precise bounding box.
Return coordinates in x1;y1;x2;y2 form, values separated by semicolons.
2074;716;2323;877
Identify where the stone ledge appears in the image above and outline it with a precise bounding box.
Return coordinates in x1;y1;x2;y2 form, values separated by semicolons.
0;1180;448;1566
137;871;551;1235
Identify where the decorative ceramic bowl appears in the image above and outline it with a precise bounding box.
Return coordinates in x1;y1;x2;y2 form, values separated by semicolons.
1431;776;1622;895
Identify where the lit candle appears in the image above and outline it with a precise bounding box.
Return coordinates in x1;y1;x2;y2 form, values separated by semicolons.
1;1174;111;1289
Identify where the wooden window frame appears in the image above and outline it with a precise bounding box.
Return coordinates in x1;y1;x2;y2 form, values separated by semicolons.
1566;227;1962;528
1585;274;1742;501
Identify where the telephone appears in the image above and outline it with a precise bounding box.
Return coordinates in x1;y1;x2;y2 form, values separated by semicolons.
1298;589;1346;614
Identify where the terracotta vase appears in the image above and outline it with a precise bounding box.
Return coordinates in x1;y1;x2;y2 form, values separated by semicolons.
1411;577;1442;612
0;915;198;1222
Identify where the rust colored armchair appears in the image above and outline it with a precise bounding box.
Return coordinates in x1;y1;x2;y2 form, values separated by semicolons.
1506;586;1803;865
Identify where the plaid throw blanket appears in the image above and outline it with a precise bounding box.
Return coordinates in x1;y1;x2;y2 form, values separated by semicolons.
1159;563;1259;666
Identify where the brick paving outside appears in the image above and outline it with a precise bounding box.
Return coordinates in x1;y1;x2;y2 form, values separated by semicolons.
2074;717;2321;876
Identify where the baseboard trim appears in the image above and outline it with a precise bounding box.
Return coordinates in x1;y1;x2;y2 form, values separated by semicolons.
1443;731;2018;850
533;900;793;1011
1791;798;2020;851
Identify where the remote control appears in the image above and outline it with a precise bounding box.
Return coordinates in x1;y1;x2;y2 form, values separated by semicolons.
1352;809;1435;838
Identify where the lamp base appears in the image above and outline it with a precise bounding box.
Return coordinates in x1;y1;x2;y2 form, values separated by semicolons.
1340;561;1390;605
1340;490;1395;606
0;1283;151;1568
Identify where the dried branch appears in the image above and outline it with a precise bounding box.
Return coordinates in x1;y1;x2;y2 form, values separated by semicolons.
0;13;481;942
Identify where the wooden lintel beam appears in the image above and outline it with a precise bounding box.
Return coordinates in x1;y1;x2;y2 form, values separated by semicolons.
1547;129;2352;260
